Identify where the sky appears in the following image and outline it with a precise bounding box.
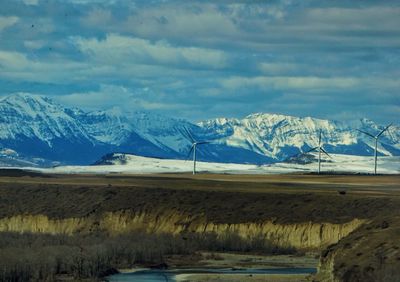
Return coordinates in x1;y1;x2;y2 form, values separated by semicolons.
0;0;399;123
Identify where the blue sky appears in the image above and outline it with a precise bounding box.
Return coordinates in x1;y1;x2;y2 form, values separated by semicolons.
0;0;399;123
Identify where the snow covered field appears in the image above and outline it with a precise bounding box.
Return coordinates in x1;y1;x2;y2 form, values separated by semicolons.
268;154;400;174
20;153;399;175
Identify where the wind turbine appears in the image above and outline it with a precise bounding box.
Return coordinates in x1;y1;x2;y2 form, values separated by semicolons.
181;127;210;175
357;124;392;174
307;130;331;174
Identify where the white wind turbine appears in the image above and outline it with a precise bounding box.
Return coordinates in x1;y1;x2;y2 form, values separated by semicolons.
357;124;392;175
181;127;211;175
307;130;331;174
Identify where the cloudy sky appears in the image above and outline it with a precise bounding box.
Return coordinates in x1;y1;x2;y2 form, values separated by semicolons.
0;0;399;123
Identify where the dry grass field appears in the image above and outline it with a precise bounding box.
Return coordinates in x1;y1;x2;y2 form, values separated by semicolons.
0;170;399;222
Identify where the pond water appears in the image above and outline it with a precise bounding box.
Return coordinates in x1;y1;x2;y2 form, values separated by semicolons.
106;267;317;282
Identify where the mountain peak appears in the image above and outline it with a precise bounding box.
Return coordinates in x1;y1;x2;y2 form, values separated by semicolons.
245;112;290;119
1;93;61;114
2;92;47;103
0;92;94;151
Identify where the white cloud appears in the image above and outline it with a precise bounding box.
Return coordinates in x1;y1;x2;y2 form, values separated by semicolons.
74;34;228;69
0;51;27;69
79;4;241;46
305;7;400;31
125;5;238;39
0;16;18;31
68;0;117;4
56;84;133;110
81;8;112;27
220;76;360;91
226;2;290;22
258;62;299;74
23;40;46;49
0;48;202;88
56;84;181;112
22;0;38;5
78;3;400;55
0;50;86;83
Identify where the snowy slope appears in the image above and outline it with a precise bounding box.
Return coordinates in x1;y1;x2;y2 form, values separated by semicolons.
78;108;195;155
32;153;400;175
0;93;92;143
76;107;133;145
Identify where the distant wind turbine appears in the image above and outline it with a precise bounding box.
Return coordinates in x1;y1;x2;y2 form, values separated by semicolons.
181;127;211;175
357;124;392;174
307;130;331;174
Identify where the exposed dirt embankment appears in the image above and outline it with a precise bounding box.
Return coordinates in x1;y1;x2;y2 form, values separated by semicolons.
0;212;364;250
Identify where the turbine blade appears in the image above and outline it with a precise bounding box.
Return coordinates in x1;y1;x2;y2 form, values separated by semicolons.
196;141;210;145
318;130;322;145
377;123;392;138
320;147;332;158
356;129;375;139
306;147;319;153
186;145;194;161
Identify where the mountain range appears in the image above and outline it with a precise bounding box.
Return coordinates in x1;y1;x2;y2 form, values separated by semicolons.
0;93;398;167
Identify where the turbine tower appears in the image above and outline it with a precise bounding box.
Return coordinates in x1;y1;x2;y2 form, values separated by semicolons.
181;127;210;175
357;124;392;175
307;130;331;174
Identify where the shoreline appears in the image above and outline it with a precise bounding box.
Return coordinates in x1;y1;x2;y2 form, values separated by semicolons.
175;273;311;282
111;253;317;281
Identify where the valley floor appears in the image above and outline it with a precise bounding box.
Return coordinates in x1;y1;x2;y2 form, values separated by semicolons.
0;171;399;281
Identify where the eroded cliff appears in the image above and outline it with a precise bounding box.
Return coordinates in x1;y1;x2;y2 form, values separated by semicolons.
0;211;364;251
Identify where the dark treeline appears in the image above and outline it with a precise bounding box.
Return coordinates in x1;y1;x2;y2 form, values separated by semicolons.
0;231;297;281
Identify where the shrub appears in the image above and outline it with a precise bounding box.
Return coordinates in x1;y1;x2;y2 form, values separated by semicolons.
0;230;298;281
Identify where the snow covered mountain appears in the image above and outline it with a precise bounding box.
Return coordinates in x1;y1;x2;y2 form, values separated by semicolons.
0;93;270;165
0;93;108;163
199;113;400;160
76;108;194;157
0;93;398;166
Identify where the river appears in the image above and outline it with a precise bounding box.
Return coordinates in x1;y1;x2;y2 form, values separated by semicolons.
106;267;317;281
